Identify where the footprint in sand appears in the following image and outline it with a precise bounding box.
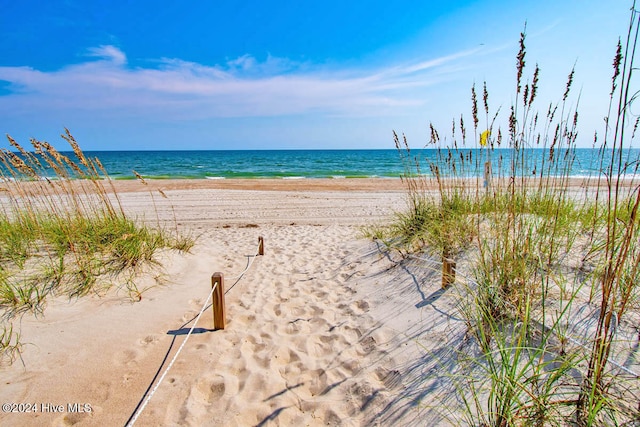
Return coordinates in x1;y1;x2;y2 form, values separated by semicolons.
350;300;370;314
347;380;380;412
239;372;268;402
271;346;301;368
375;368;402;390
284;319;311;336
339;358;361;376
307;369;329;396
139;334;160;346
288;288;301;298
339;324;363;343
319;334;337;345
306;339;333;359
187;298;202;307
313;289;329;298
359;336;377;356
323;409;343;424
192;374;226;404
271;303;283;317
282;360;305;378
56;411;92;426
113;348;144;368
308;317;329;329
336;302;356;316
237;298;250;309
309;305;324;317
244;335;268;352
180;310;199;323
234;313;256;324
88;380;111;402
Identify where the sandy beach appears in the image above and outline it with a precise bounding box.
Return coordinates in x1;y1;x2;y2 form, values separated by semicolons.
0;179;467;426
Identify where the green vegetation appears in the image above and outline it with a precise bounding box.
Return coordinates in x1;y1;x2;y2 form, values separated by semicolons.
0;129;193;364
373;5;640;425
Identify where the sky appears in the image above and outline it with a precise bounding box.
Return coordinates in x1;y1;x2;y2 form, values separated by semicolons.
0;1;634;150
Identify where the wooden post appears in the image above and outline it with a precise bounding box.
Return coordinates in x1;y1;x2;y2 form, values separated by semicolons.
442;253;456;289
212;272;226;330
258;236;264;256
484;160;492;191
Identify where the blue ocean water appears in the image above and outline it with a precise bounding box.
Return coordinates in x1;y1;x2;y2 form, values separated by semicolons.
8;148;640;180
82;148;639;180
84;149;407;179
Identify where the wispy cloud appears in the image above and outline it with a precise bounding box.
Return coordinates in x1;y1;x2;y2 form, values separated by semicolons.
86;45;127;65
0;45;482;120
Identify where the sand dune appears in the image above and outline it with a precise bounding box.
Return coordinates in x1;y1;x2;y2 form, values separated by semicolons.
0;181;466;426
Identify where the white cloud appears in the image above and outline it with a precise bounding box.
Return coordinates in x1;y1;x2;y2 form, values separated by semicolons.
0;45;481;120
86;45;127;65
226;54;257;71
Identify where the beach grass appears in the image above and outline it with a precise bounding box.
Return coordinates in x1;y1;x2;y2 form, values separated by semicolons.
0;130;194;363
373;5;640;425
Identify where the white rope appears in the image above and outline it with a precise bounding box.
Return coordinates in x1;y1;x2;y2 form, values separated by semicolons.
126;282;217;427
227;250;260;281
127;243;262;426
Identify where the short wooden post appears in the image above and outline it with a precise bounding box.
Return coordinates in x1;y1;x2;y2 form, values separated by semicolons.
484;160;492;191
258;236;264;256
212;272;226;330
442;253;456;289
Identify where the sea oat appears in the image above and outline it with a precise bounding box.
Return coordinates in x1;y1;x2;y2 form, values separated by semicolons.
483;81;489;115
509;106;517;139
133;170;147;185
530;64;540;105
612;39;623;95
429;123;440;144
563;68;575;101
471;84;479;131
516;29;526;94
6;152;36;179
62;128;90;169
460;115;467;143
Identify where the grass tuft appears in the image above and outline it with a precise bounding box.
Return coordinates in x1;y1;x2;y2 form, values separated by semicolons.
0;131;194;363
372;4;640;425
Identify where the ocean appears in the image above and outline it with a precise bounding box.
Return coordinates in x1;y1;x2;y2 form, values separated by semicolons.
9;148;640;180
87;149;405;179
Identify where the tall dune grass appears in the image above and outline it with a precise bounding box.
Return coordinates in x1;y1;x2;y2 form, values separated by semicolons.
0;129;193;364
374;5;640;425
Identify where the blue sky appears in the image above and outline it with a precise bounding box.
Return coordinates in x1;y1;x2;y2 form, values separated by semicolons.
0;1;633;150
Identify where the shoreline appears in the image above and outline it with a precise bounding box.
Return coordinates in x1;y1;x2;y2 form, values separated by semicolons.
106;175;635;195
4;175;636;197
108;177;407;193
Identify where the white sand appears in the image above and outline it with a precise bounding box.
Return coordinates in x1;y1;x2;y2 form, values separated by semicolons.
0;182;468;426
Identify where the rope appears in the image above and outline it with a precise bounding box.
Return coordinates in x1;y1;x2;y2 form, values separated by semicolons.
126;282;217;427
126;241;262;426
227;250;261;281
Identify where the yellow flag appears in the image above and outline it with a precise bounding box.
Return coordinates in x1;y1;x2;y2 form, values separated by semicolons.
480;130;490;147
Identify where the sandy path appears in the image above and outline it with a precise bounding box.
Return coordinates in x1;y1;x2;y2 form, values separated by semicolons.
0;182;464;426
